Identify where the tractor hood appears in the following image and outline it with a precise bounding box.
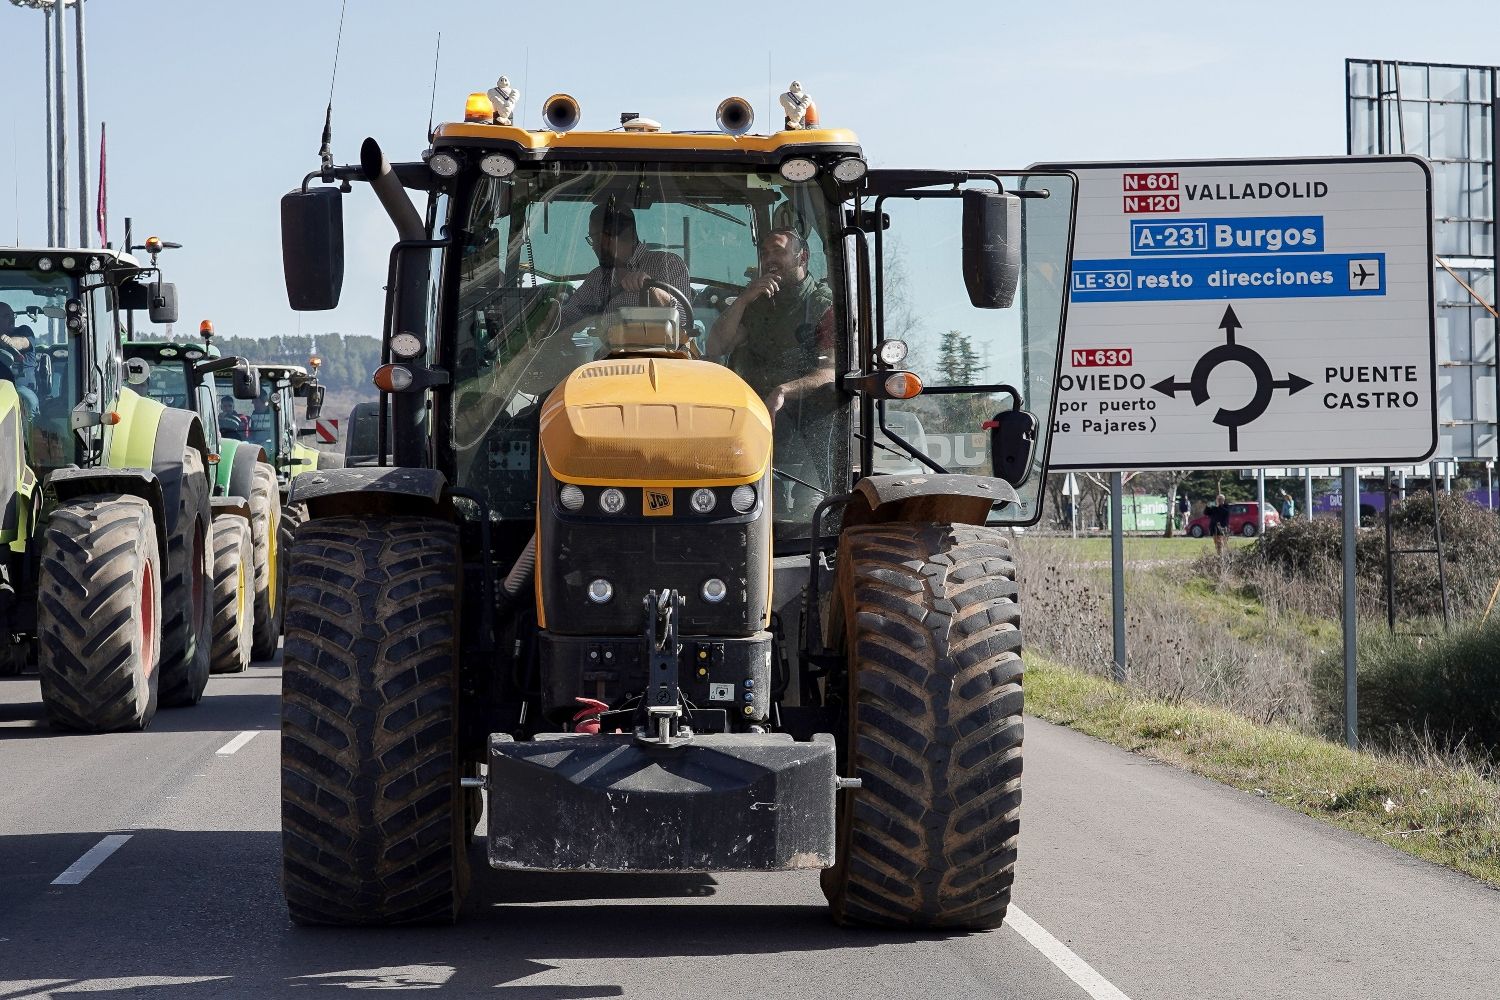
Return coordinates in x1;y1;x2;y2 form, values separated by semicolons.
539;358;771;487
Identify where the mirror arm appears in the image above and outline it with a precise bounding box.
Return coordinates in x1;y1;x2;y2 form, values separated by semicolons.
875;399;948;475
193;356;239;377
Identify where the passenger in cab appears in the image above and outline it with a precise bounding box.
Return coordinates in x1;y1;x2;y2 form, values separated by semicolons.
557;202;691;333
707;228;834;417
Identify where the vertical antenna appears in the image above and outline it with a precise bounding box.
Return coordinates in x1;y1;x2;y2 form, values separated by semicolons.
319;0;349;181
426;32;442;140
767;52;773;128
522;48;531;129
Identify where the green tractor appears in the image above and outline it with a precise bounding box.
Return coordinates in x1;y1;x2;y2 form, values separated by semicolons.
0;246;218;730
122;326;281;670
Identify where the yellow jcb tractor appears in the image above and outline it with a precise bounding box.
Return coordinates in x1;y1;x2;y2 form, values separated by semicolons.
277;88;1076;928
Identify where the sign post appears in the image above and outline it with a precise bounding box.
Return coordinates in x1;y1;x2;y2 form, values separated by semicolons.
1342;466;1359;750
1110;472;1126;682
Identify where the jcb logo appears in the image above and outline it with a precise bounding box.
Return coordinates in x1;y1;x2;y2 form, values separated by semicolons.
645;490;673;516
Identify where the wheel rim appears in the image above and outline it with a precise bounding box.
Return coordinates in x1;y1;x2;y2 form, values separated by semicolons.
141;560;156;677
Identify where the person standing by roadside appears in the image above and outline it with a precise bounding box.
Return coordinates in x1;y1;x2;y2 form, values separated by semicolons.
1176;492;1190;532
1205;493;1231;556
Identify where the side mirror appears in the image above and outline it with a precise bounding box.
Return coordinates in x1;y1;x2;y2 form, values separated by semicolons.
149;281;179;324
281;186;345;311
232;361;260;400
987;409;1037;486
123;357;151;386
961;190;1022;309
304;383;325;419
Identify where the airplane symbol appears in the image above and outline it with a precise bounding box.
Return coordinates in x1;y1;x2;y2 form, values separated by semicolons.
1348;259;1381;290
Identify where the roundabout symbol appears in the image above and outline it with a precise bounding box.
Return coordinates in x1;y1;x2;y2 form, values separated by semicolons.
1151;305;1312;452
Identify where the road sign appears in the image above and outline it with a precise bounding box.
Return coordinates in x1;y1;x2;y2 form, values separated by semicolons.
1038;157;1438;471
314;418;339;444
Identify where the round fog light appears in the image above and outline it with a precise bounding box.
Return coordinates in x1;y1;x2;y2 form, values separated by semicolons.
36;257;53;272
599;488;626;514
480;153;517;178
429;152;461;177
778;157;817;183
690;488;716;514
831;157;868;184
730;485;756;513
701;578;727;603
559;484;585;511
587;579;614;604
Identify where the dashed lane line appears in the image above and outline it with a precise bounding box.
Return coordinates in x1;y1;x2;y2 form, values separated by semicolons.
216;730;261;755
1007;906;1134;1000
51;835;131;886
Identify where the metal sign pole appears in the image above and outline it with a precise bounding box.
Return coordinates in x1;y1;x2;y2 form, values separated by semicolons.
1304;468;1313;520
1256;468;1266;532
1342;466;1359;750
1110;471;1126;683
43;6;56;247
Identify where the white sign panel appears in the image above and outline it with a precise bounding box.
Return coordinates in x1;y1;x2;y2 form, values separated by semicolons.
1037;157;1438;471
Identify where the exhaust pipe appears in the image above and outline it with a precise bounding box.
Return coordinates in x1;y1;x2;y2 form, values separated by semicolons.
360;137;424;241
716;97;754;136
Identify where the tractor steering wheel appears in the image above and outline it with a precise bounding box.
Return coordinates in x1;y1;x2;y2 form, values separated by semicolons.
640;279;695;332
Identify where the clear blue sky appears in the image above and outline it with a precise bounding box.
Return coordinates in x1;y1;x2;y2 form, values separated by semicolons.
1;0;1496;339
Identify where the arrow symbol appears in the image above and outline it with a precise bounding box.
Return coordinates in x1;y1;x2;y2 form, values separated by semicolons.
1151;376;1192;398
1273;373;1313;394
1218;304;1242;345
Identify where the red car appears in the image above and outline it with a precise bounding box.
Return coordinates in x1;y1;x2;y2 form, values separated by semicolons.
1187;501;1281;538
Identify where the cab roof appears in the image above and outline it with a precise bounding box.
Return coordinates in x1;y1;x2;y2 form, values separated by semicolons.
123;339;222;357
430;123;861;164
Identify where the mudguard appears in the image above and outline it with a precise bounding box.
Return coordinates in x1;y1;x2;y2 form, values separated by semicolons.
289;466;452;520
105;389;209;535
210;495;252;521
843;472;1021;528
47;466;169;570
291;442;320;474
217;439;267;505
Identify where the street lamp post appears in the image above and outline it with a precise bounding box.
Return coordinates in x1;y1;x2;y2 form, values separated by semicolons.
74;0;88;247
8;0;59;245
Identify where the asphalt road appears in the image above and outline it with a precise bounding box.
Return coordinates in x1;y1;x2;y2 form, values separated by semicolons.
2;658;1497;999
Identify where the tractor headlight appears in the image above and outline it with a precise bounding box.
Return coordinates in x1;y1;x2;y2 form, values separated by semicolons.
480;153;517;178
60;256;77;270
587;579;614;604
831;157;868;184
778;157;817;183
701;578;727;603
429;152;461;177
36;256;53;272
730;485;756;513
690;488;716;514
559;484;585;511
599;488;626;514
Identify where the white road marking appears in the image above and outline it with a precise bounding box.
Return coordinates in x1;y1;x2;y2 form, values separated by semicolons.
50;835;131;886
1008;905;1134;1000
216;730;261;755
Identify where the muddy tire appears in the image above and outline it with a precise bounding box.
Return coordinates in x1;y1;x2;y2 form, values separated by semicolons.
281;515;467;925
209;515;253;674
248;463;281;661
822;522;1024;930
158;449;214;707
36;496;162;732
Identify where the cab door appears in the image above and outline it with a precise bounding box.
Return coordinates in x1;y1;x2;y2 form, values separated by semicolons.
852;169;1077;524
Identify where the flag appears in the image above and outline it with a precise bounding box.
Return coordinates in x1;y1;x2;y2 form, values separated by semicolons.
96;122;107;247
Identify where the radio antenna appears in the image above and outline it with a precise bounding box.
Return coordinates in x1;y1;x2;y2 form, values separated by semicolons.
426;32;442;141
318;0;349;181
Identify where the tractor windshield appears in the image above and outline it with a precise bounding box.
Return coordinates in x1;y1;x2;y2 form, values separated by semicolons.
217;377;281;459
0;267;82;467
448;162;845;531
137;357;191;409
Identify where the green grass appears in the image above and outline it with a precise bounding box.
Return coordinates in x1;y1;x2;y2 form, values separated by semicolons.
1058;534;1244;563
1026;655;1500;886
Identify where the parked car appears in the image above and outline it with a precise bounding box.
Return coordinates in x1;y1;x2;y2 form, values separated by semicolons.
1187;501;1280;538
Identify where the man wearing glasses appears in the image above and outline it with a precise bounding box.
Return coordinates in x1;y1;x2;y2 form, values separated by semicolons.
557;202;691;333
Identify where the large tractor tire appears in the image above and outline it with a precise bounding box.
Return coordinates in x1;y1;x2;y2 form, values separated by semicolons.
158;449;214;708
281;516;468;925
822;522;1024;930
209;515;253;674
248;463;282;662
36;496;162;732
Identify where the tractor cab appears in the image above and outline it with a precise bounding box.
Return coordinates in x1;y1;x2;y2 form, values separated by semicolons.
278;84;1077;929
122;325;262;493
217;362;326;489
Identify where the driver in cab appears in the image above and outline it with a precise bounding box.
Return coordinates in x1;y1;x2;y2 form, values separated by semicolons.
555;202;691;333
